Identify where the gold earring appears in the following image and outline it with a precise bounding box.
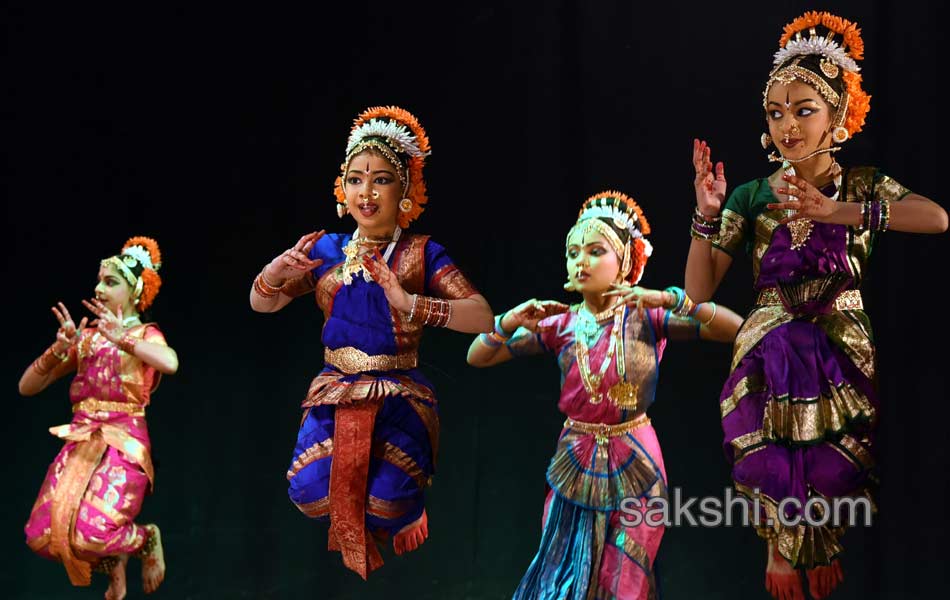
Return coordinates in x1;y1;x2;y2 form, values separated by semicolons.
832;126;849;143
761;133;772;149
337;203;347;218
398;198;413;213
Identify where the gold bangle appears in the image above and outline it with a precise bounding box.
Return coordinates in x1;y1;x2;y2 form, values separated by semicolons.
699;302;717;326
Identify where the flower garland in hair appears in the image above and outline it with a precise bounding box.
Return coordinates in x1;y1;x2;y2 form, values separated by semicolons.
333;106;432;228
578;190;653;284
122;236;162;311
775;11;871;136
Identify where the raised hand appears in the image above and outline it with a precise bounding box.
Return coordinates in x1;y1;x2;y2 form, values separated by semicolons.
51;302;87;348
503;298;570;332
82;298;130;344
361;249;412;313
603;284;670;317
263;231;326;284
693;139;727;217
768;173;838;224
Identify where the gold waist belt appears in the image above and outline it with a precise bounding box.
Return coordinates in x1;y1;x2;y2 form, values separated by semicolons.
756;287;863;311
325;347;418;375
72;399;145;416
564;413;651;437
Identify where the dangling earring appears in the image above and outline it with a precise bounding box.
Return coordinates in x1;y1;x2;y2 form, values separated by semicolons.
760;133;772;149
336;203;347;218
398;198;413;213
832;126;850;143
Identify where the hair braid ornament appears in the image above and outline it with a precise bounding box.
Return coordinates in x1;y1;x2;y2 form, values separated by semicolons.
567;190;653;285
333;106;432;228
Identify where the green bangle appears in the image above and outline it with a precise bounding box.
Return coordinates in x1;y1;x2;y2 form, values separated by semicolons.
495;312;515;337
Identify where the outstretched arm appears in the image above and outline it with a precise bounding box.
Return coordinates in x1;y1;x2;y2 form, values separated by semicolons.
770;174;948;234
605;284;742;343
250;231;325;313
466;299;569;367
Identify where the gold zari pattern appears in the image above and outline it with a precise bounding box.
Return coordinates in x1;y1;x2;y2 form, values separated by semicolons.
72;399;145;417
325;347;418;374
756;287;863;311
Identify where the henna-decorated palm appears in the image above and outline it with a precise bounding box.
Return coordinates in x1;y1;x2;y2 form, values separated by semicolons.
51;302;88;349
769;173;838;224
603;284;670;317
505;298;570;332
263;231;326;284
361;249;412;313
693;139;727;217
82;299;134;344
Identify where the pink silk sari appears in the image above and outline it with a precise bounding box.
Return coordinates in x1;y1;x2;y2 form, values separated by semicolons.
25;324;165;586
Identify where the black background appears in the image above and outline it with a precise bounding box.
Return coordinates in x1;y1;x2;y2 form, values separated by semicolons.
2;1;947;598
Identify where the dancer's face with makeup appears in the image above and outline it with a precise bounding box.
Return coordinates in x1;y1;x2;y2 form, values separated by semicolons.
565;224;621;295
766;80;834;161
343;150;403;237
94;263;136;316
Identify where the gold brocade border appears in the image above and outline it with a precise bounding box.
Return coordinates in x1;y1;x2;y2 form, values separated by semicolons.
286;438;334;480
731;431;765;463
713;208;747;256
733;483;873;568
366;495;414;520
325;347;418;374
72;399;145;417
304;372;435;407
756;288;864;311
315;262;345;317
294;497;330;518
832;435;875;471
391;235;427;355
760;382;875;442
405;397;440;468
429;265;478;299
373;442;429;489
720;374;767;419
731;306;792;370
49;432;108;586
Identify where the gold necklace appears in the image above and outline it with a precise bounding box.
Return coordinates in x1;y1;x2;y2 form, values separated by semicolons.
575;305;622;405
341;227;401;285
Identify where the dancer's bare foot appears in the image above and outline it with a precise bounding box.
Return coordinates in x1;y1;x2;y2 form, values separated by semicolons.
393;509;428;555
765;540;804;600
104;554;129;600
139;524;165;594
806;560;843;599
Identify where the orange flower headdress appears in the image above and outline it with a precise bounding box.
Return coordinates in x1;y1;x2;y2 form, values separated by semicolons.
101;236;162;311
333;106;432;229
765;11;871;142
568;191;652;285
